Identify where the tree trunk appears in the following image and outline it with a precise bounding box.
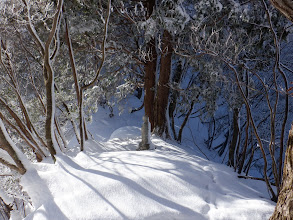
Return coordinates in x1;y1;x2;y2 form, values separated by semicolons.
79;0;111;151
268;2;293;217
144;39;157;131
43;67;57;161
154;30;172;137
270;0;293;22
79;89;85;151
143;0;156;131
0;197;12;220
43;0;64;161
228;108;239;167
0;119;26;175
137;115;150;150
169;61;183;140
177;102;194;143
270;124;293;219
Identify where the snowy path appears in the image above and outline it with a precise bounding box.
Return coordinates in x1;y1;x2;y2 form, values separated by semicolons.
21;133;275;220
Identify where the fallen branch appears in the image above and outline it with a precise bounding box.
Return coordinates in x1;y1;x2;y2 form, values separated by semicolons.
238;175;276;186
131;102;144;113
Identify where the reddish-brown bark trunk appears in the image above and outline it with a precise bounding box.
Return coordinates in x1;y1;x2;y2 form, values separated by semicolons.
154;30;172;137
142;0;156;131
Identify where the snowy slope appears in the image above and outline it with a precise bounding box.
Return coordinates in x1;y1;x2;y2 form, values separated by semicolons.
21;137;274;219
18;106;275;220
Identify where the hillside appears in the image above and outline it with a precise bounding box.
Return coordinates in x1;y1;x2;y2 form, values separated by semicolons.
17;109;275;220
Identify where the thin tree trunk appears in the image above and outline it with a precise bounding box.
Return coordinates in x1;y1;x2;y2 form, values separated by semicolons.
0;98;46;158
54;117;67;149
278;65;289;186
169;61;183;140
0;197;12;220
245;138;256;176
238;108;249;173
79;0;111;151
228;108;239;168
62;102;80;144
0;111;44;161
177;102;194;143
0;119;26;175
0;43;46;161
224;60;277;201
0;43;32;131
64;12;80;104
84;120;89;141
79;89;85;151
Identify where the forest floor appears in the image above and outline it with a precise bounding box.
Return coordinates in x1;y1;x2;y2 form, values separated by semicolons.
19;105;275;220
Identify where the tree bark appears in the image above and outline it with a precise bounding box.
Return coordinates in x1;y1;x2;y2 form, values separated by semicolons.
238;110;250;174
177;102;194;143
43;66;57;161
269;1;293;218
137;115;150;150
43;0;64;162
270;124;293;219
169;61;183;140
144;39;157;131
0;197;12;220
0;119;26;175
270;0;293;22
78;90;85;151
143;0;156;131
154;30;172;137
228;108;239;168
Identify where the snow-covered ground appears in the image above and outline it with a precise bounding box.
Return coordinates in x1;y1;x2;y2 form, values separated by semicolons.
19;105;275;220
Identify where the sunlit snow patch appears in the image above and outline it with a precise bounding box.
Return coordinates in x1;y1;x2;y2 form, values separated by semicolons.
21;137;275;220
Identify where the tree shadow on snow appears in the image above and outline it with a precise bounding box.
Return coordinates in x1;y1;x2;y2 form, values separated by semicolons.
23;169;69;220
58;155;206;220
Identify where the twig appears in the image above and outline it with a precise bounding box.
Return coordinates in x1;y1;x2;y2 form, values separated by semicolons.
238;175;276;186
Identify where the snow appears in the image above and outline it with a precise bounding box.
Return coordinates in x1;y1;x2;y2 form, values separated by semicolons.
18;107;275;220
0;188;13;204
0;118;31;170
109;126;141;140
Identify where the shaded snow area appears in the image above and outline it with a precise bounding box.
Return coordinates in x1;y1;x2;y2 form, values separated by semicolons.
19;107;274;220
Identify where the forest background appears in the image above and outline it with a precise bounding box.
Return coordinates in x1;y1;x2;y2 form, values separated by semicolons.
0;0;292;219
